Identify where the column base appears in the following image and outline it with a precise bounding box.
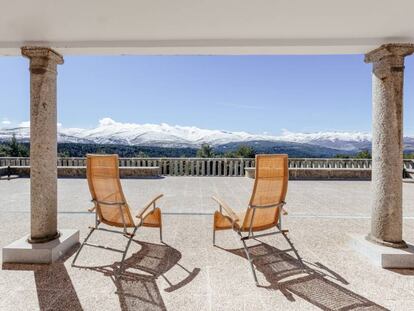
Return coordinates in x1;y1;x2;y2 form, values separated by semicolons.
2;229;79;264
349;234;414;268
366;233;407;249
28;230;61;244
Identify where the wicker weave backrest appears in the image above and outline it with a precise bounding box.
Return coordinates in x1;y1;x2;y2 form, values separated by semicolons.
86;154;135;228
242;154;288;231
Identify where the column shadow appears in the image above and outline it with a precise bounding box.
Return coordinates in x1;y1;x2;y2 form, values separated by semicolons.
386;268;414;276
2;246;83;311
77;240;200;311
223;241;389;310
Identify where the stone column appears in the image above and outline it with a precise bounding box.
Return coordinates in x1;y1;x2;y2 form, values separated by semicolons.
365;43;414;248
21;47;64;243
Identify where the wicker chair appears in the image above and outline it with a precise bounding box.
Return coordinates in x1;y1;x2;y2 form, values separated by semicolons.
212;154;303;284
72;154;163;272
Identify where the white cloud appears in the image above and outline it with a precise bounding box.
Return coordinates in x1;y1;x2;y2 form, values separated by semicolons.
99;117;117;127
1;118;11;126
19;121;30;127
17;121;62;128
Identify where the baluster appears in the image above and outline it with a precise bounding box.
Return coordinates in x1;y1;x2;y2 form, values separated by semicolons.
183;159;187;176
161;159;164;175
166;159;170;175
201;160;204;176
212;160;217;176
194;159;198;176
191;160;194;176
240;159;245;176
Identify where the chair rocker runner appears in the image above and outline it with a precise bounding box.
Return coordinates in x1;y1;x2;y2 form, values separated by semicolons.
212;154;304;285
72;154;163;272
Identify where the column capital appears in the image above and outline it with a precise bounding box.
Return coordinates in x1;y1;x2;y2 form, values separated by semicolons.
365;44;414;79
365;43;414;64
21;46;64;74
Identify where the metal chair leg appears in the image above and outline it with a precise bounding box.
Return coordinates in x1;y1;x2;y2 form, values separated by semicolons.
118;227;138;273
213;228;216;246
241;238;259;285
159;226;163;243
71;227;96;267
279;229;306;270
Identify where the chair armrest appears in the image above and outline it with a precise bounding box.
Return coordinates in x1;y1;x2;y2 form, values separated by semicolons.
136;194;164;219
211;196;239;222
93;199;126;206
89;199;125;212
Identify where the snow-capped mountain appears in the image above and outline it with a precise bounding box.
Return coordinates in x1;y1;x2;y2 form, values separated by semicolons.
278;129;372;151
0;118;279;147
0;117;406;152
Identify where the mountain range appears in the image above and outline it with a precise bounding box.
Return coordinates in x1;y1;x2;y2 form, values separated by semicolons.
1;117;414;157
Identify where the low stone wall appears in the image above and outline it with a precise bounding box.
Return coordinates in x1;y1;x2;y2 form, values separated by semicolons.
0;166;9;177
7;165;371;180
245;167;371;180
3;156;406;180
8;166;161;178
3;157;402;177
289;168;371;180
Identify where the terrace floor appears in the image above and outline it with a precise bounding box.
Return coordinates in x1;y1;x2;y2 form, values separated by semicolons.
1;177;414;310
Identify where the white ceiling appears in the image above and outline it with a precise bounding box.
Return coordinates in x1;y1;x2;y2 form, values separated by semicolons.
1;0;413;56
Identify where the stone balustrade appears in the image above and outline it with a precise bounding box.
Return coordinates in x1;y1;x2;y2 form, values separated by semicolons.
1;157;413;178
1;157;413;179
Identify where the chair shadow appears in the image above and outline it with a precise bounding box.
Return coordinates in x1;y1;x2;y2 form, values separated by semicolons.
223;241;389;311
77;240;200;311
2;245;83;311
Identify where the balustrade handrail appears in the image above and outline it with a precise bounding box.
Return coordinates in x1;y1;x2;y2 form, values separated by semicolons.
1;156;413;176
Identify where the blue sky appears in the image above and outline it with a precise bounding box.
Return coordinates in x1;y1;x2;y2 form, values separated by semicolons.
1;55;414;135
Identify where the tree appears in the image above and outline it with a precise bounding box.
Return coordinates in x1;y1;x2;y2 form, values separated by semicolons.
136;151;148;158
197;144;214;158
0;144;10;157
404;153;414;159
8;134;29;157
9;134;20;156
235;145;255;158
58;150;70;157
355;150;371;159
222;145;256;158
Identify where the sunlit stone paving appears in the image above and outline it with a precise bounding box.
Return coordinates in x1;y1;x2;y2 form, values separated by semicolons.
1;177;414;310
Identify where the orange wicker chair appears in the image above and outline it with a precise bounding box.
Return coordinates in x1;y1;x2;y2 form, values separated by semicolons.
72;154;163;271
212;154;303;284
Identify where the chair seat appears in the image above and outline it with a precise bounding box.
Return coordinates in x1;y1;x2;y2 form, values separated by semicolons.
214;210;278;232
214;210;242;230
141;207;162;228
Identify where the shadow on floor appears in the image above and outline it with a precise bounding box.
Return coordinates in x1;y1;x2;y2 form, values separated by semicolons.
387;268;414;276
226;242;389;311
81;240;200;311
2;246;83;311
